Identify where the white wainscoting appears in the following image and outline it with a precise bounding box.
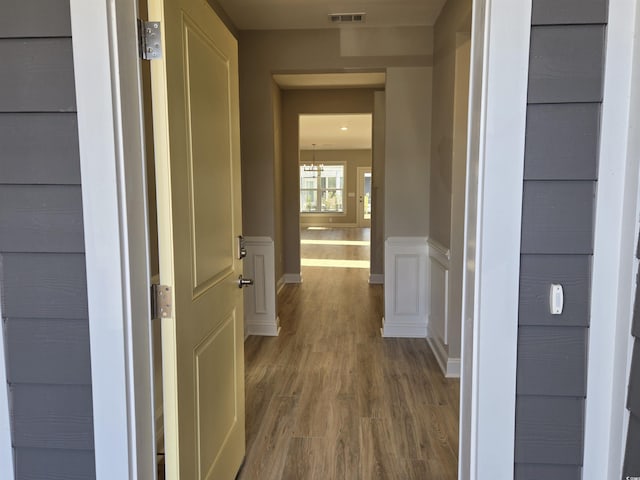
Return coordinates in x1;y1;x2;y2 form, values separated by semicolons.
427;239;460;378
381;237;429;337
243;237;280;337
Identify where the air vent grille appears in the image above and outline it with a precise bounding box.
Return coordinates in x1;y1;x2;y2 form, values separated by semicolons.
329;13;366;24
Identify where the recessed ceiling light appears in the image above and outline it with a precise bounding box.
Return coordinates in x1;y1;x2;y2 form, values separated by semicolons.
340;126;348;131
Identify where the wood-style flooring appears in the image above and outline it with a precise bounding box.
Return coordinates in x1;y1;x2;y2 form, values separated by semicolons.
237;227;459;480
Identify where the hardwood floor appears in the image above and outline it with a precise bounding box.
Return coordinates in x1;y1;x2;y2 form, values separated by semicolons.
237;227;459;480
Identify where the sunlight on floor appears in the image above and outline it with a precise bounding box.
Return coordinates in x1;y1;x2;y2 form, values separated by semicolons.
300;239;370;246
301;258;370;269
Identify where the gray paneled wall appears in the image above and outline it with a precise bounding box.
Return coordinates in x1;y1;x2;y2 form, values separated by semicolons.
0;1;96;478
514;0;607;478
623;245;640;477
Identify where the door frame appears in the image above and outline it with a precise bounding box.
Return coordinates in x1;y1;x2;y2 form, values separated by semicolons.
582;1;640;478
68;1;156;479
4;1;625;479
356;166;372;227
0;301;13;477
458;0;531;477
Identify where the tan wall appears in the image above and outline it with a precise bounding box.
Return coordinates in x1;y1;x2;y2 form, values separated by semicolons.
272;80;284;283
384;66;433;238
299;149;372;226
428;0;472;359
429;0;472;248
371;91;386;276
239;27;433;278
281;89;375;274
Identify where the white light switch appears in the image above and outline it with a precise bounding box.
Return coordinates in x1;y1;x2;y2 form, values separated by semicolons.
550;284;564;315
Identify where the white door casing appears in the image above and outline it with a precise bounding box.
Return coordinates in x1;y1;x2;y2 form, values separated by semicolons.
459;0;531;478
582;1;640;477
148;0;246;478
70;0;156;478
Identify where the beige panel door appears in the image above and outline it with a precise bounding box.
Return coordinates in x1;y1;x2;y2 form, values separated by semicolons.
148;0;245;478
357;167;372;227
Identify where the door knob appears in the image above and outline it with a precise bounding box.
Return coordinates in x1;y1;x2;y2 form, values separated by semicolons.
238;275;254;288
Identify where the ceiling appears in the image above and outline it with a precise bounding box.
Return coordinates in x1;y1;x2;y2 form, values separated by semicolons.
215;0;448;30
299;114;372;150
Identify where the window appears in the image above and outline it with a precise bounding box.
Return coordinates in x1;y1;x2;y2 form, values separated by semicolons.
300;164;344;213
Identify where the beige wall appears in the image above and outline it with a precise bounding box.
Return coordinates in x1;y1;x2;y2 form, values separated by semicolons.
428;0;472;359
299;149;372;226
371;91;386;276
429;0;472;248
281;89;375;274
239;27;434;278
272;80;284;283
384;66;433;238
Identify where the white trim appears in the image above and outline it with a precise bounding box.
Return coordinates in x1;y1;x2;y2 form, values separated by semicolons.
0;303;15;479
369;273;384;284
459;0;531;478
583;2;640;478
70;1;155;479
427;238;450;259
427;336;461;378
428;239;450;345
381;317;427;338
246;319;282;337
283;273;303;284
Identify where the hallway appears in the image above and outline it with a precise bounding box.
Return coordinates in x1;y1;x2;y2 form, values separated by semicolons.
238;228;459;479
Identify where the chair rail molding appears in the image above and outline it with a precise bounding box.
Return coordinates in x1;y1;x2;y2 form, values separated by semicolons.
382;237;429;338
243;237;280;337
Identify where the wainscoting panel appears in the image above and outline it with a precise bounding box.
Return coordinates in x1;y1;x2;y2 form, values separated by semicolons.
426;239;460;378
382;237;428;338
428;240;450;344
243;237;280;337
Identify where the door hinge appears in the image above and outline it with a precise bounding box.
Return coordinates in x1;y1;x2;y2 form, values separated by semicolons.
151;284;172;320
138;19;162;60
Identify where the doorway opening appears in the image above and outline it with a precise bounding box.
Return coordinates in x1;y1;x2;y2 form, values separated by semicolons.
298;113;374;273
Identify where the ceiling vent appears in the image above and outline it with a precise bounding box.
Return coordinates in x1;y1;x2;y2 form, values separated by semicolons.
329;13;366;24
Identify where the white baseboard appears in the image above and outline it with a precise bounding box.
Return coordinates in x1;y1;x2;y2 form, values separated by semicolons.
246;317;281;337
301;222;358;228
381;316;428;338
369;273;384;284
427;335;460;378
283;273;302;284
446;357;461;378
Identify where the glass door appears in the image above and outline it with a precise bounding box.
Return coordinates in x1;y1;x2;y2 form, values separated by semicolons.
357;167;372;227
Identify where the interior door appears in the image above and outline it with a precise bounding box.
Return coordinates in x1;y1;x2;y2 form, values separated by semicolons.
147;0;245;478
357;167;372;227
